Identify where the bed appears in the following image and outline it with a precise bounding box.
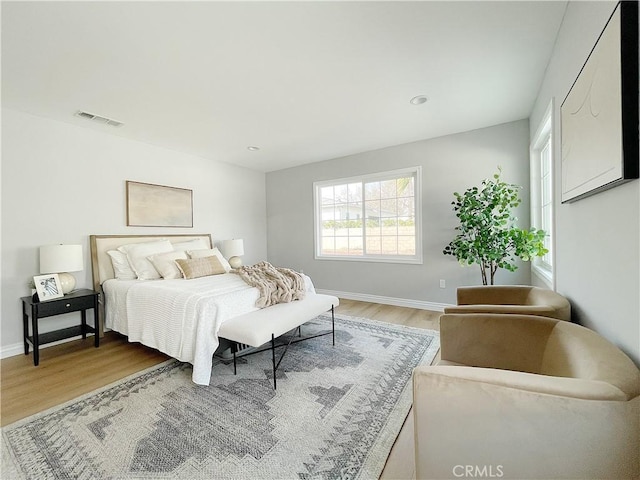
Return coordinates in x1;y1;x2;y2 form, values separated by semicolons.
90;234;339;386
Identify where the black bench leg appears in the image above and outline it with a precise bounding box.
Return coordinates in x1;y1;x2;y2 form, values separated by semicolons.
232;342;237;375
271;334;277;389
332;305;335;346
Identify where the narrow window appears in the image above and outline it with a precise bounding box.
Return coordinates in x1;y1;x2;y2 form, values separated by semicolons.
531;102;554;286
539;140;553;270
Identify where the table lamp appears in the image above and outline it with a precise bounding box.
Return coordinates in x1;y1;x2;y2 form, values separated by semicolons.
222;239;244;269
40;244;84;294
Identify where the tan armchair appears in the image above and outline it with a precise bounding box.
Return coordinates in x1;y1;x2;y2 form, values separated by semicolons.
413;314;640;479
444;285;571;321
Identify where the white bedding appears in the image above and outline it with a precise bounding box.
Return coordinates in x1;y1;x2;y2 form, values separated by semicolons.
103;273;316;385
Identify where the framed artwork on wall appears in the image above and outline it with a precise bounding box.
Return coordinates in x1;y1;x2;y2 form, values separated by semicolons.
560;1;638;203
126;181;193;227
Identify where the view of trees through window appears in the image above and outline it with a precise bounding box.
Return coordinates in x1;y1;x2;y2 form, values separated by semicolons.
318;173;417;258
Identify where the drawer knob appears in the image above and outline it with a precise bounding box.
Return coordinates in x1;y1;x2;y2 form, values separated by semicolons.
66;303;71;308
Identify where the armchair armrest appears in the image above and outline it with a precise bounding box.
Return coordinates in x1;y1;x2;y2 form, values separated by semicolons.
413;366;639;479
415;365;627;401
439;314;558;373
456;285;531;305
444;304;556;317
453;285;572;321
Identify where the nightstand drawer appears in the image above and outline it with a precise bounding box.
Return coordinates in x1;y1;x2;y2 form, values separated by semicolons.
37;294;95;317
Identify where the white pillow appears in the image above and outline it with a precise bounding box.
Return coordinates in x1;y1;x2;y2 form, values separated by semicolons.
147;250;188;279
117;240;173;280
172;238;210;252
106;250;137;280
187;248;231;272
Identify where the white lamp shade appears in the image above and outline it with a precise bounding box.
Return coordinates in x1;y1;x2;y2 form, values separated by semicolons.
222;239;244;258
40;244;84;274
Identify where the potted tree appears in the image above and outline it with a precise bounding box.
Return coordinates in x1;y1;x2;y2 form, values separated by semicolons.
443;169;547;285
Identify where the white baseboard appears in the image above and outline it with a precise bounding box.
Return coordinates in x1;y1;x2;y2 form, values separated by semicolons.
0;334;93;360
316;289;451;313
1;342;26;359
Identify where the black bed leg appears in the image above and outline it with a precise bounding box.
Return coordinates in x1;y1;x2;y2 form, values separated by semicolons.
332;305;335;346
271;334;277;389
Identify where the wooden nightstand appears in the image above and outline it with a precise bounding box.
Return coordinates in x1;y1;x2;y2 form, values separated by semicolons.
21;288;100;366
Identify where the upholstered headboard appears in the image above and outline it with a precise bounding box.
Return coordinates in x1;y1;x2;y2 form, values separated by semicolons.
89;233;213;334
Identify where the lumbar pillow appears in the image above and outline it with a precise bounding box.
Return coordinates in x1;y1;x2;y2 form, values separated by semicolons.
187;248;231;272
175;256;226;279
147;250;188;279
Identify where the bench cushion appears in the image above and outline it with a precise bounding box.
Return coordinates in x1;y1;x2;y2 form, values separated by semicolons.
217;293;339;347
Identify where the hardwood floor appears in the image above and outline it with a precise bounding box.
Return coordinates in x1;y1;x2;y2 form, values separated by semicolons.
0;299;441;478
0;332;170;427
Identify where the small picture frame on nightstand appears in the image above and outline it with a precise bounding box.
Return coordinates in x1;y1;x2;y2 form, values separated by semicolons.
33;274;64;301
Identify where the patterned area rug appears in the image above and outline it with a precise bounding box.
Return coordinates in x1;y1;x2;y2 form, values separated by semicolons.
2;313;439;479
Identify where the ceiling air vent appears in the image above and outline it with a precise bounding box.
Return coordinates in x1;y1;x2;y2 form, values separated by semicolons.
74;110;124;127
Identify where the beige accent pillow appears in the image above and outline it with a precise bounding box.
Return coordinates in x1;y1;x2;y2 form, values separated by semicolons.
187;248;232;272
147;251;188;279
176;256;226;279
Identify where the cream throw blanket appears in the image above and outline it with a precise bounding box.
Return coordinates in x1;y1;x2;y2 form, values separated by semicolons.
232;261;306;308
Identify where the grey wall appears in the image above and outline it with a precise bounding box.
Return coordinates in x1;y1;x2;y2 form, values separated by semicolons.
1;108;267;356
266;120;532;307
530;1;639;364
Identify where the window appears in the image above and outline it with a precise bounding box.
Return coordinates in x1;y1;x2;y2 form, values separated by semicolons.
314;167;422;264
539;140;553;268
530;101;554;286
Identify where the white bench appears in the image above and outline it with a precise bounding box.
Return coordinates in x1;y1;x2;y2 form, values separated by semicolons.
217;293;339;388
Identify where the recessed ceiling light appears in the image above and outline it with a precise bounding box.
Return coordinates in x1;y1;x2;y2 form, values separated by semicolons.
247;146;260;151
410;95;428;105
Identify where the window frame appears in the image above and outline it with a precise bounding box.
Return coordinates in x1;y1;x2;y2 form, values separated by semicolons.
313;166;423;264
530;100;555;288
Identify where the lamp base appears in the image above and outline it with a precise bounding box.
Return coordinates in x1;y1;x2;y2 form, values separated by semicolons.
229;256;243;269
58;272;76;294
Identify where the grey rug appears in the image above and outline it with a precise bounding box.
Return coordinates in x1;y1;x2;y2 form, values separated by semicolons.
2;314;439;480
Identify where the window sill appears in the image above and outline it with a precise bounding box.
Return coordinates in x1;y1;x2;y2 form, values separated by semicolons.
315;254;423;265
532;264;554;289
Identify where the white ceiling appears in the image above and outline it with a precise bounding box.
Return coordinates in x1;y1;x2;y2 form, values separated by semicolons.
2;1;567;172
